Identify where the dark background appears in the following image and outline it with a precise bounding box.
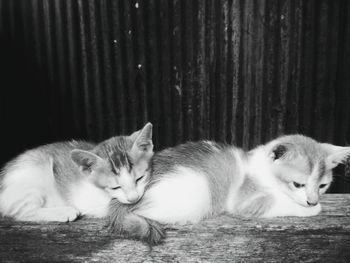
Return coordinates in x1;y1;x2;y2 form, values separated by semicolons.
0;0;349;192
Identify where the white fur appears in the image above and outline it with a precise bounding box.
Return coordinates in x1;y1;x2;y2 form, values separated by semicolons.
70;181;111;217
247;148;322;217
20;207;80;222
204;141;220;151
262;193;321;217
0;153;111;220
135;146;324;223
225;149;246;212
247;149;279;189
135;167;212;224
0;156;67;220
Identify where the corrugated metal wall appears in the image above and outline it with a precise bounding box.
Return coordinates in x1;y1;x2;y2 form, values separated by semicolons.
0;0;349;192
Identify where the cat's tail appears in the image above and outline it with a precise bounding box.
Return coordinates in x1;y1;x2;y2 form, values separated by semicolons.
108;199;165;245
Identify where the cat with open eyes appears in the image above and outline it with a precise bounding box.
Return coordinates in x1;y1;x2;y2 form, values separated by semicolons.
109;134;350;244
0;123;153;222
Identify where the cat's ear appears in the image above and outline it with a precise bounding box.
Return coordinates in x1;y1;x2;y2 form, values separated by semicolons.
71;149;104;173
321;143;350;169
269;144;288;161
129;123;153;158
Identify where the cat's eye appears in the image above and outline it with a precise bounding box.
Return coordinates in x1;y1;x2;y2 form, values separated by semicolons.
110;186;121;190
319;184;327;189
293;182;305;188
136;175;144;183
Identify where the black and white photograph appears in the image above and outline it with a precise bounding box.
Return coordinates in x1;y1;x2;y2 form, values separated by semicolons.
0;0;349;262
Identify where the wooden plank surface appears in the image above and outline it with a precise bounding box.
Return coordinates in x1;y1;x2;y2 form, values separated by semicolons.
0;194;349;262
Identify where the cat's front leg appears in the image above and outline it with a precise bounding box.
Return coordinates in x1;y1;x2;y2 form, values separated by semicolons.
235;195;275;217
262;200;322;218
301;204;322;217
20;207;81;222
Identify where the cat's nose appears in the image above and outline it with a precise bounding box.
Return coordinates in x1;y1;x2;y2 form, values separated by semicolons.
127;192;139;203
307;201;318;206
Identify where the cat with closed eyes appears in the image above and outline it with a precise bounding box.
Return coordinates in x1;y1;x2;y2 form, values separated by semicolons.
109;134;350;244
0;123;153;222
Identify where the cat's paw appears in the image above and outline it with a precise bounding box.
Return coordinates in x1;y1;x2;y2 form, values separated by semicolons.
64;207;81;222
237;195;274;217
47;207;81;222
144;218;165;245
303;204;322;217
20;207;81;222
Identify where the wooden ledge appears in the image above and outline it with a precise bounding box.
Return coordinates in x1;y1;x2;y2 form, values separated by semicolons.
0;194;349;262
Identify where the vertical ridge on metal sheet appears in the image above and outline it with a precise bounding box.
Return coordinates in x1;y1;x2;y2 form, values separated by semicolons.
98;0;114;137
183;0;194;141
228;0;241;145
110;0;126;135
66;0;82;137
134;0;148;130
170;0;184;145
158;0;173;146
